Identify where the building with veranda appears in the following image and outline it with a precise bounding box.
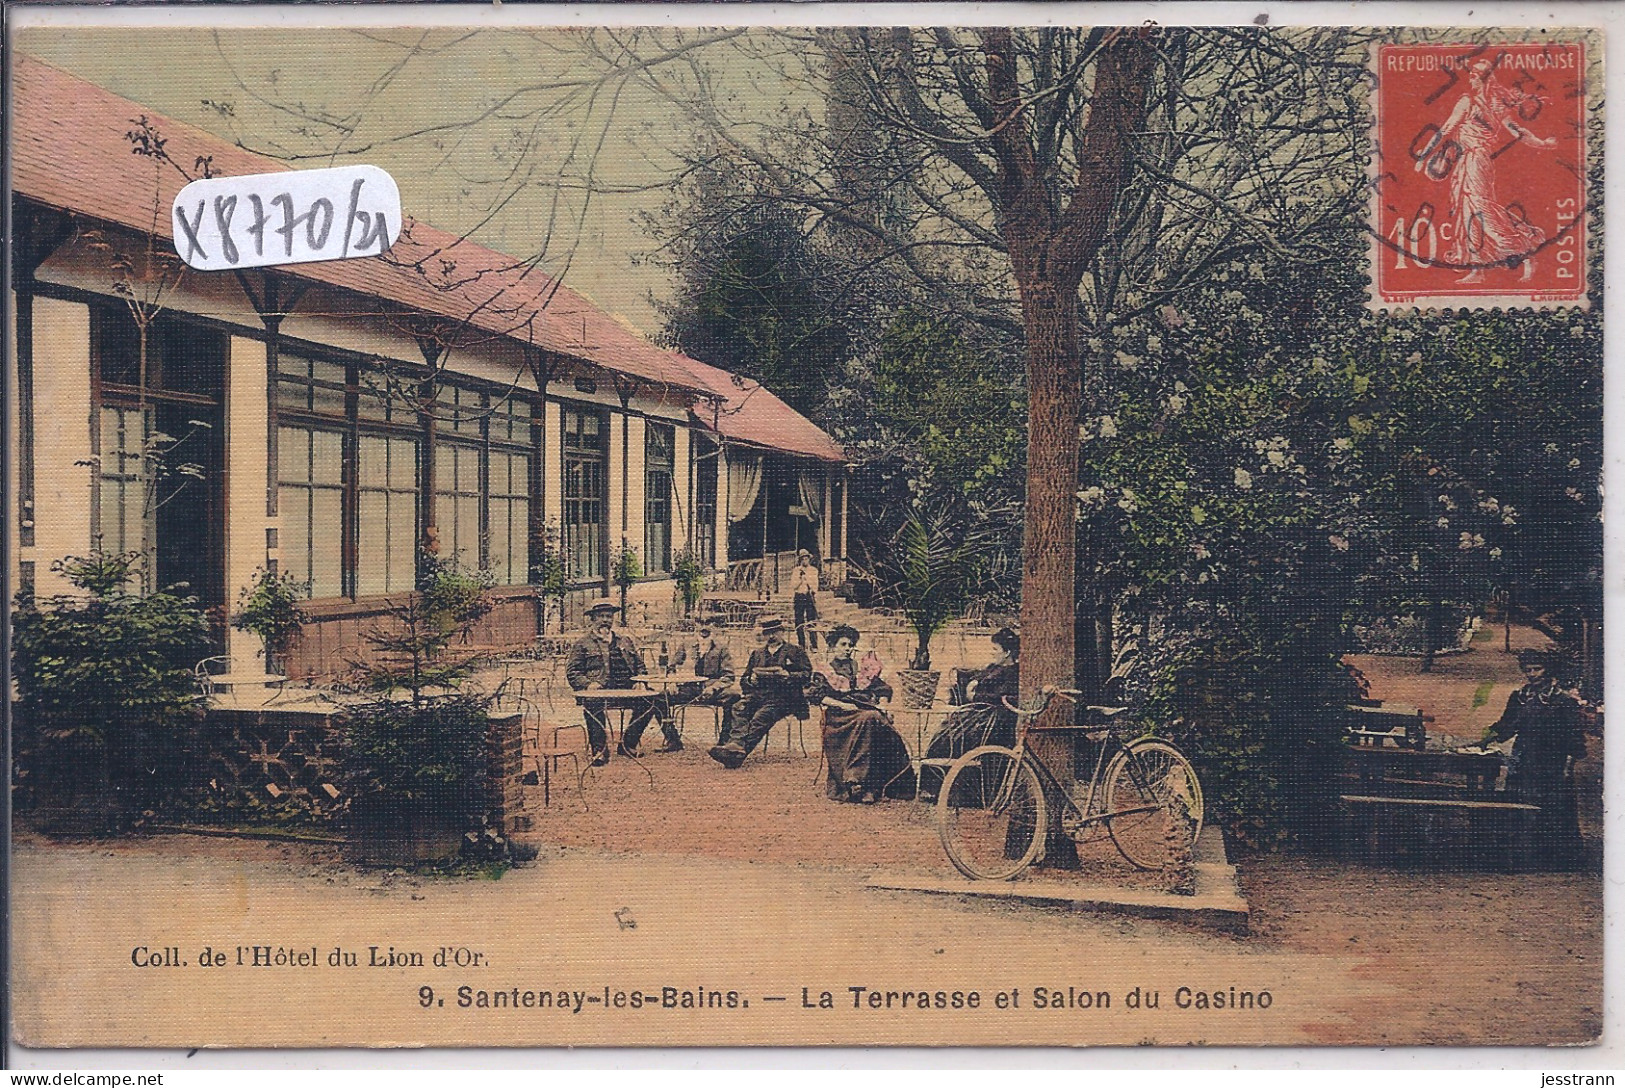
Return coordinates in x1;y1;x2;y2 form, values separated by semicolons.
9;56;847;680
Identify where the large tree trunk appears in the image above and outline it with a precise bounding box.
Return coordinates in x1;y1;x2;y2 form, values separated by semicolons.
1016;279;1082;703
1016;277;1086;872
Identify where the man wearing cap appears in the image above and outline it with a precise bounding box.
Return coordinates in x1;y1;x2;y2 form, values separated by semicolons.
566;599;658;765
658;622;739;749
709;616;811;768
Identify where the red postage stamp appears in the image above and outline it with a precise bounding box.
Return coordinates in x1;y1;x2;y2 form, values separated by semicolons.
1370;41;1589;309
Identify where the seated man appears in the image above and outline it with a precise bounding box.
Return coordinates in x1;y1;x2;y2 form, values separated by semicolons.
708;616;811;769
660;621;739;749
565;598;667;764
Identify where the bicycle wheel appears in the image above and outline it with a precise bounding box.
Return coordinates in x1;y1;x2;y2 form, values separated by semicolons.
936;745;1046;880
1102;740;1203;871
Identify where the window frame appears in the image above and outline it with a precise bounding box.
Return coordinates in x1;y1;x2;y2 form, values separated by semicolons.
644;421;675;574
431;385;535;587
274;349;542;602
693;432;719;569
561;403;609;585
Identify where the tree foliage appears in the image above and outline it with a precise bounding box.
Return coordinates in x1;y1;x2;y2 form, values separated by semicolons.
12;549;211;812
341;554;498;834
656;193;863;421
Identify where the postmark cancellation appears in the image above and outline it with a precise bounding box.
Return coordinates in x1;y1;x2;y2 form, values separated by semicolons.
1369;40;1590;311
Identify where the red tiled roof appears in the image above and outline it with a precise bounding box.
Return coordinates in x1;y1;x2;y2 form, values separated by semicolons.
678;355;846;463
10;55;845;463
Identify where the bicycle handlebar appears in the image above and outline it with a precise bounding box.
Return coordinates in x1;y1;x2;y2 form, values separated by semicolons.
1001;686;1084;718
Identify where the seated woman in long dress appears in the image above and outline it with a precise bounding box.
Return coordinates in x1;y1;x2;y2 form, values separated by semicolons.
918;627;1020;802
809;625;914;804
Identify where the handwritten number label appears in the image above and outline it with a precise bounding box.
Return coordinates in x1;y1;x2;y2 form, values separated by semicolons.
171;165;401;271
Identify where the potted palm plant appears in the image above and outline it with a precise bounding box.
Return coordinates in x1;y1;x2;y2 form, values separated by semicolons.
672;546;706;618
888;502;981;709
529;521;570;635
611;538;642;626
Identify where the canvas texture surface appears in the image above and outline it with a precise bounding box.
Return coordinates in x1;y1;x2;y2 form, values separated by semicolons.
5;14;1605;1051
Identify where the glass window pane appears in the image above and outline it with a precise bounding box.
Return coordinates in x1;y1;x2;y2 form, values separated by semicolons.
357;381;392;422
489;501;513;585
311;490;344;598
311;430;344;486
458;496;480;565
356;492;387;596
277;427;308;484
276;380;310;412
358;436;388;487
388;494;416;591
511;498;531;583
390;437;417;490
310;383;347;418
281;487;309;587
310;358;347;386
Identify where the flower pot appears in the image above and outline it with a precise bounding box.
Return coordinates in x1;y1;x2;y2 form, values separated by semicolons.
897;669;942;709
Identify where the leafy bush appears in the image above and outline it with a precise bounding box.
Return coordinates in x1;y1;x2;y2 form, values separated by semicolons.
340;554;496;847
231;567;307;669
12;549;210;815
672;547;706;615
341;693;491;828
1128;614;1363;850
353;555;494;696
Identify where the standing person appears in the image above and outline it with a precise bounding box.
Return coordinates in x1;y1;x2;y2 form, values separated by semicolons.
790;549;821;650
709;617;811;768
1485;649;1587;867
811;625;912;804
660;621;739;749
565;599;659;765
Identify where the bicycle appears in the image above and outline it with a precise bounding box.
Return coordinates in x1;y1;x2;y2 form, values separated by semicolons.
935;687;1204;880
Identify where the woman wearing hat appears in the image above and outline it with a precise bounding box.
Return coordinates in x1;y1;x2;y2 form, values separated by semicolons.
810;625;912;803
1485;648;1587;866
918;627;1020;801
790;549;820;650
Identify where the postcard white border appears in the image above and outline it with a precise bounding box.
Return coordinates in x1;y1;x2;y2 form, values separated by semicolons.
4;0;1621;1074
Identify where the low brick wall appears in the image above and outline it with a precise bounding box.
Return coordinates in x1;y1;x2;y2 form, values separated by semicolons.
186;704;529;837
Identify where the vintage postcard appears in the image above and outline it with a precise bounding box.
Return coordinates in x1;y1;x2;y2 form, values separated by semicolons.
4;8;1607;1055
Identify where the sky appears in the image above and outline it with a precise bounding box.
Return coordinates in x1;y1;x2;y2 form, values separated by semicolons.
15;21;691;334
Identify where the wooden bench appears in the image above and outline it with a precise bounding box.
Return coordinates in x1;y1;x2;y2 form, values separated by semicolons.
1345;702;1429;750
1339;793;1539;870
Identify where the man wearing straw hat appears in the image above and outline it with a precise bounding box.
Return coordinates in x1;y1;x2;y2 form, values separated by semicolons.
709;615;811;769
566;598;658;765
